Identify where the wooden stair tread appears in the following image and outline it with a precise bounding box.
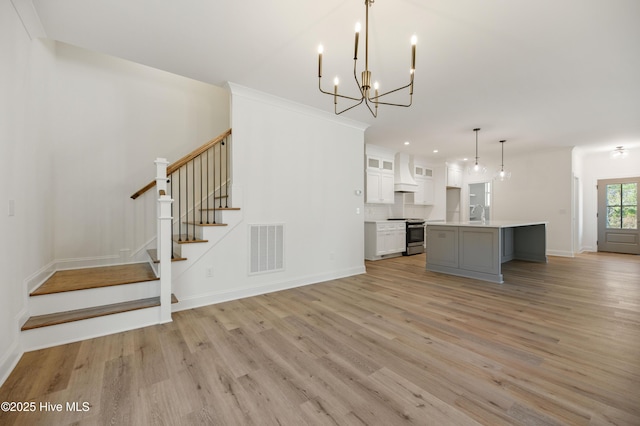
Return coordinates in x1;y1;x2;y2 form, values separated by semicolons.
147;249;186;263
183;222;228;227
31;263;159;296
21;295;179;331
173;236;208;244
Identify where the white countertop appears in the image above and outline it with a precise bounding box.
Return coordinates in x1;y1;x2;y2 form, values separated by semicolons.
426;220;547;228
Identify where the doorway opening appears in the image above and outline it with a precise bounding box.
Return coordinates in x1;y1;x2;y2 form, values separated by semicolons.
469;182;491;222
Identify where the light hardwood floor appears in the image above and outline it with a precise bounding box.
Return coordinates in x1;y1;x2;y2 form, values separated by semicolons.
1;253;639;425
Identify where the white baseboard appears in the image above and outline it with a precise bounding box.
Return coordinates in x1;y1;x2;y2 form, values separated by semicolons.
547;249;575;258
25;261;56;294
54;254;127;271
0;337;22;388
173;265;366;312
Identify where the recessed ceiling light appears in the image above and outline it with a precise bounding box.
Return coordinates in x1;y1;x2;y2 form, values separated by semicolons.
433;149;438;153
404;141;410;145
463;158;468;161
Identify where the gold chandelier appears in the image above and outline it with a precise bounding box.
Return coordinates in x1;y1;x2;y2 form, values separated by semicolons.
317;0;416;117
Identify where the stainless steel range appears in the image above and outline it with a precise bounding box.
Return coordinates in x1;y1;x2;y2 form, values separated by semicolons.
388;218;426;255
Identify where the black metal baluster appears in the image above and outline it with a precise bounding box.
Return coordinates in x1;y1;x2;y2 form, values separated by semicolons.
170;175;174;258
224;138;229;207
185;162;189;240
206;148;210;224
178;168;182;242
219;142;223;208
199;154;203;224
212;143;217;224
192;159;196;240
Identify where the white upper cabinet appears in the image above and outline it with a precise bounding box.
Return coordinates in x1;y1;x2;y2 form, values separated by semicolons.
446;164;463;188
365;145;395;204
410;158;435;205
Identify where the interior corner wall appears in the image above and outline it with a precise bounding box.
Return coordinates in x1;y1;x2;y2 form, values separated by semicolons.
578;148;640;252
491;147;574;256
0;1;55;385
172;84;367;307
48;42;230;267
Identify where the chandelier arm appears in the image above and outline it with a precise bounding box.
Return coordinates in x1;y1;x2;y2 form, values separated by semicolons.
336;97;366;115
363;98;379;118
368;74;414;101
318;78;363;101
368;84;413;107
374;99;413;108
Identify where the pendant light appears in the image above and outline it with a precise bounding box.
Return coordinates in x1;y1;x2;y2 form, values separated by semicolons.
494;140;512;181
467;128;487;176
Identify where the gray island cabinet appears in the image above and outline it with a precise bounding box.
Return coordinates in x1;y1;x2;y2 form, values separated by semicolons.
426;221;547;283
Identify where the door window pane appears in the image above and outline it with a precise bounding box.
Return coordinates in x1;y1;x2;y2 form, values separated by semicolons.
606;183;638;229
622;207;637;229
607;185;621;206
622;183;637;205
607;206;621;228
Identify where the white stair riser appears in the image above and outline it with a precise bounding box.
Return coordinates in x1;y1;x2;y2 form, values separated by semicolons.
172;209;242;271
29;280;159;316
21;306;164;351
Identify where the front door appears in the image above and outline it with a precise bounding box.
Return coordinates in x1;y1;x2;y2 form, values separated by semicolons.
597;178;640;254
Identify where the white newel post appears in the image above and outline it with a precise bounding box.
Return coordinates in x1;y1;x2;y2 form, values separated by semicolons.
155;158;173;323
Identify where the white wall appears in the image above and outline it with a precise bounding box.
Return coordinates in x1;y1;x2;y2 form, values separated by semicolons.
172;84;367;308
576;147;640;252
0;0;55;385
490;147;574;256
49;42;230;268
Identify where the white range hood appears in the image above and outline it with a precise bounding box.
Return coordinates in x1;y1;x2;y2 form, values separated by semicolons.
394;152;418;192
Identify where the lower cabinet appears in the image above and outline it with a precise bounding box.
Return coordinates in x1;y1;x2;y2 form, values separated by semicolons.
426;226;459;267
365;222;406;260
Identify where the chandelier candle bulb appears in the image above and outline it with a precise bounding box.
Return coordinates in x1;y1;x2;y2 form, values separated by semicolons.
411;35;417;71
354;23;361;59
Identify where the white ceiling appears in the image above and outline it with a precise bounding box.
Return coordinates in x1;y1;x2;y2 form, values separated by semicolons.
26;0;640;162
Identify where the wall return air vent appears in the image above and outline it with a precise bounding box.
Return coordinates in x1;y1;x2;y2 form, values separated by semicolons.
249;224;284;275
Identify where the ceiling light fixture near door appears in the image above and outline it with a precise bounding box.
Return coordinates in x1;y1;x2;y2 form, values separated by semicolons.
610;146;629;159
317;0;416;117
467;128;487;176
494;140;512;181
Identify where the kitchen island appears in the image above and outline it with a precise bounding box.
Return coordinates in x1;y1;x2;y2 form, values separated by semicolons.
426;221;547;283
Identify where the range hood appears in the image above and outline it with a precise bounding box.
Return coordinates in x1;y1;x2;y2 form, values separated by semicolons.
394;152;418;192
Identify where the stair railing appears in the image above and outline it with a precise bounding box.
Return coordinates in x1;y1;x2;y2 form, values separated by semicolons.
132;128;232;265
133;130;231;321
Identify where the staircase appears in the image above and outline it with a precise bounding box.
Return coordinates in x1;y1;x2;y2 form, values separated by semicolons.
20;129;240;350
